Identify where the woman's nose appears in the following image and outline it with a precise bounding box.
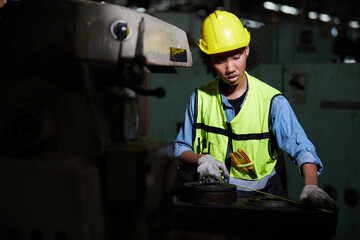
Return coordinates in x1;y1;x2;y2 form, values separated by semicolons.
225;60;235;73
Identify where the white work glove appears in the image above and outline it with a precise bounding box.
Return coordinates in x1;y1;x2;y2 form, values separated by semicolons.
300;185;338;211
197;155;230;184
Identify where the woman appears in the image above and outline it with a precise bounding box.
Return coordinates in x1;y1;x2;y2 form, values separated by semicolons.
174;10;337;210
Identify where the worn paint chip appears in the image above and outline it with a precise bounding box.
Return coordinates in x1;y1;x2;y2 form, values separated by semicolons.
170;47;187;62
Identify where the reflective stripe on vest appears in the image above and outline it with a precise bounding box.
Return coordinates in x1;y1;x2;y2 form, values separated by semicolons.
193;73;282;180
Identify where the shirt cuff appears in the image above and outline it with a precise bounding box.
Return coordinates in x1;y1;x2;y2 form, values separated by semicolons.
296;148;323;176
174;142;193;159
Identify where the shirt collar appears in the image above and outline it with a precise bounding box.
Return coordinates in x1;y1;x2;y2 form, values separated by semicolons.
218;76;249;109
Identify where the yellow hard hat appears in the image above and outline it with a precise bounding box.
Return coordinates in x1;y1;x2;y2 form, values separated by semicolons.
198;10;250;55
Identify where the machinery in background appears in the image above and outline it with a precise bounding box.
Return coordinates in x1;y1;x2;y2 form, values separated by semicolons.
0;0;192;239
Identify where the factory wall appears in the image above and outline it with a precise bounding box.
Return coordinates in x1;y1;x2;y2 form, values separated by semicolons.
150;11;360;240
251;63;360;240
251;25;337;63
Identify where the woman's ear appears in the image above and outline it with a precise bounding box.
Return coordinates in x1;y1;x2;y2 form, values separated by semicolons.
245;45;250;58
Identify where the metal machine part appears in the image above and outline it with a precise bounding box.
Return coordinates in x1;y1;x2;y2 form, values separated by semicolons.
245;195;294;208
174;176;337;239
0;1;193;240
201;173;222;185
0;0;192;100
0;0;193;67
178;174;237;206
0;158;105;240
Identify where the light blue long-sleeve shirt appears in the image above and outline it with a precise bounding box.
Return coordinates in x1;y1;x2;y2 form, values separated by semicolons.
174;80;323;192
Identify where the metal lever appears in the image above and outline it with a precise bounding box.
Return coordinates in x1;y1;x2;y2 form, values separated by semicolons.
113;18;166;98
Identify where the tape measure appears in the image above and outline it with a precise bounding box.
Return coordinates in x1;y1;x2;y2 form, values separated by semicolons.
236;185;333;213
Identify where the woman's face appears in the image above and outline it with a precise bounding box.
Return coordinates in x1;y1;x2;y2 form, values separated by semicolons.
210;46;249;86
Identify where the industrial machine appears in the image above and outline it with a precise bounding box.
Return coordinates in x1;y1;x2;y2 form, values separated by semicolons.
172;175;337;240
0;0;192;239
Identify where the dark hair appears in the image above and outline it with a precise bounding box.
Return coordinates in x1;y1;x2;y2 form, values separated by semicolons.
200;39;264;77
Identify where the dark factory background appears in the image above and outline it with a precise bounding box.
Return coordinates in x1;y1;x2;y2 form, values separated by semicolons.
0;0;359;240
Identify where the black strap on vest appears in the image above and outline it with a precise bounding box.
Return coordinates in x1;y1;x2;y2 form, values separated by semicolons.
225;122;233;173
194;123;271;140
195;122;271;173
194;121;271;173
193;85;286;180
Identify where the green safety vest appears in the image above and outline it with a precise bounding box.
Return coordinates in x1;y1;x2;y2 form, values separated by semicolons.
193;73;282;180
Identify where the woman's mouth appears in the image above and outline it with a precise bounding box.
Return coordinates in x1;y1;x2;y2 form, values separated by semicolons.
226;75;239;83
